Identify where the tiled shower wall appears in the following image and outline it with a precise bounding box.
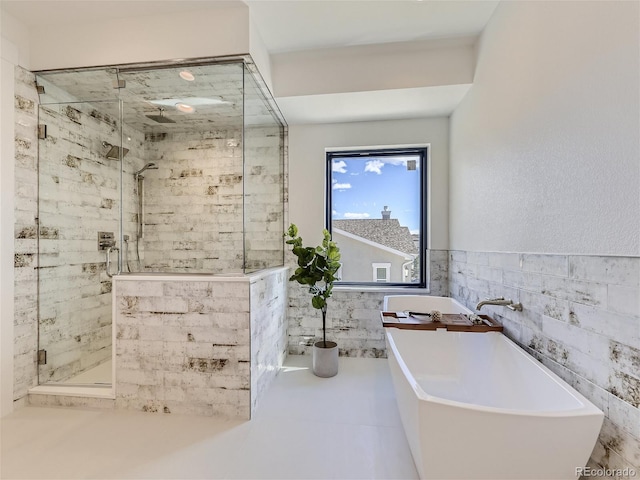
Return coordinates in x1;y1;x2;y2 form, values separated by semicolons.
142;129;244;272
449;251;640;474
244;125;285;272
287;249;448;357
140;125;284;273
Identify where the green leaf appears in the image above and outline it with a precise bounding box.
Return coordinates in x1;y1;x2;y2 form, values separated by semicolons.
287;224;298;237
311;296;325;310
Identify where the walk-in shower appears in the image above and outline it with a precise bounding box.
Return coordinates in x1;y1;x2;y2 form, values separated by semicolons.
33;58;286;390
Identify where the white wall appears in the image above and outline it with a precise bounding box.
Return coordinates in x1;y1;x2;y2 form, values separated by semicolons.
1;9;33;417
0;34;18;417
450;1;640;256
27;5;250;71
288;118;449;249
0;10;30;68
272;37;475;97
249;17;273;93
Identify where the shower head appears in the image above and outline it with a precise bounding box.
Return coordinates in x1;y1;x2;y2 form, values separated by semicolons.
146;107;175;124
102;141;129;160
134;163;159;176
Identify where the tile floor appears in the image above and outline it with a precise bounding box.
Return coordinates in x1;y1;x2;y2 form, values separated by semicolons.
1;356;418;480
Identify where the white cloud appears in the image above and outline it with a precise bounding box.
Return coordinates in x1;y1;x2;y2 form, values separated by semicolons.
365;156;421;171
344;212;370;219
332;160;347;173
365;159;384;174
333;183;351;190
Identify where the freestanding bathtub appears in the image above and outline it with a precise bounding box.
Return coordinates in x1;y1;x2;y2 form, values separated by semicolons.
383;295;604;480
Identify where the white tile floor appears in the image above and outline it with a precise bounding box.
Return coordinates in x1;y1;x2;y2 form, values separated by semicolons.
1;356;418;480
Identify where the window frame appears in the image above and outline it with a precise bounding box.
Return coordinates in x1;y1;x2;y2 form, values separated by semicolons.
326;146;428;288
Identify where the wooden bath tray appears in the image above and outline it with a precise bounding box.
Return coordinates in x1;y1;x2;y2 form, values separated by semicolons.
380;311;503;332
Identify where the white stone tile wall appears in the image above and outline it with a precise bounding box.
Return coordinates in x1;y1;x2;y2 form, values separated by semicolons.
449;250;640;474
141;126;284;273
28;395;115;409
142;130;244;272
287;249;449;357
114;270;287;419
244;125;285;272
115;279;252;418
250;268;288;415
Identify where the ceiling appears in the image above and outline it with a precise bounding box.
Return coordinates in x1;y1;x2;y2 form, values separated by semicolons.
2;0;499;48
247;0;499;54
0;1;239;27
1;0;501;124
247;0;500;124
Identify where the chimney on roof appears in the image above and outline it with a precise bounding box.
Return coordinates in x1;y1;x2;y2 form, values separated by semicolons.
381;206;391;220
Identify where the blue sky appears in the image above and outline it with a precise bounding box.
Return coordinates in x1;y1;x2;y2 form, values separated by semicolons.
331;155;421;232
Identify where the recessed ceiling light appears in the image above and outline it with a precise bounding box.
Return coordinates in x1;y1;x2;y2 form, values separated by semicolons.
150;97;228;109
175;103;195;113
179;70;195;81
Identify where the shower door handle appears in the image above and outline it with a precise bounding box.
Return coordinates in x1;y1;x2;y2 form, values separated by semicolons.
106;246;119;278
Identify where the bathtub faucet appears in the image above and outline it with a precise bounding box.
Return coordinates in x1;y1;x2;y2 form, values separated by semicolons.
476;297;523;312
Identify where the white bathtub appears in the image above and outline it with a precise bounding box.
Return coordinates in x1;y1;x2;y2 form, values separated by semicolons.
383;295;604;480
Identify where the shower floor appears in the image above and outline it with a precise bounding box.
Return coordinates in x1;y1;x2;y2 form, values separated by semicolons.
63;360;112;385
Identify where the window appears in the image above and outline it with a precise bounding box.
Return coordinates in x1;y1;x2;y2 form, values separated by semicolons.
372;263;391;282
326;146;428;287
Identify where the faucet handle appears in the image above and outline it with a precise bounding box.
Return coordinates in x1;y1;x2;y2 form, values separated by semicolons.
507;303;523;311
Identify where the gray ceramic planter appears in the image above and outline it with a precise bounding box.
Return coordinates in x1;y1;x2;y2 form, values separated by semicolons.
312;341;338;377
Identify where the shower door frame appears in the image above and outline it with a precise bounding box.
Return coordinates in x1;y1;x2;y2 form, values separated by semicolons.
34;93;123;392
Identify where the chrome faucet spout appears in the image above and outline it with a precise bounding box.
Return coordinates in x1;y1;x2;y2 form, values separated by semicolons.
476;297;523;311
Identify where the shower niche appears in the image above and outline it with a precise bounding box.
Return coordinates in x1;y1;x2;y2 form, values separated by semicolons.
34;59;286;391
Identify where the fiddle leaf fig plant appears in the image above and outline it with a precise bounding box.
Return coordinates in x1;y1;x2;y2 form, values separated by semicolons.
285;223;341;347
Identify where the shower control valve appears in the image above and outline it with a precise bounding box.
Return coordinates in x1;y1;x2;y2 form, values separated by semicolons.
98;231;116;250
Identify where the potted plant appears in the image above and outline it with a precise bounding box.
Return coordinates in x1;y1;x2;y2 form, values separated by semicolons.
285;223;341;377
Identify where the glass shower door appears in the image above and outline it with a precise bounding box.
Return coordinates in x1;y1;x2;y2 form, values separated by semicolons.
37;99;122;385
